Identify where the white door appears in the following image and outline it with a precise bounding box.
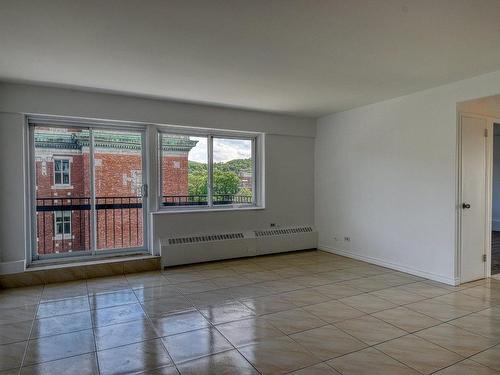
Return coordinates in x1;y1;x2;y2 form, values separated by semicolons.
460;115;488;283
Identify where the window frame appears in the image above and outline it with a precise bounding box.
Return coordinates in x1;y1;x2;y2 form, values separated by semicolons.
158;128;263;212
53;157;71;187
54;210;72;239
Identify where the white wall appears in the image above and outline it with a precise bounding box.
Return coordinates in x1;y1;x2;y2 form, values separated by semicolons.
316;69;500;285
0;83;315;273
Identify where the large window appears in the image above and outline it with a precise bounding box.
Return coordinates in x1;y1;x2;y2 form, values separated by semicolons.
31;123;147;259
159;132;259;209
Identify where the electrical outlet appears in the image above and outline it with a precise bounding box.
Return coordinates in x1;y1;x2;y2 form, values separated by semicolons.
344;236;350;242
270;223;276;228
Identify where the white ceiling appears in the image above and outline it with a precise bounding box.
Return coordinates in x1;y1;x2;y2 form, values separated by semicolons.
1;0;500;117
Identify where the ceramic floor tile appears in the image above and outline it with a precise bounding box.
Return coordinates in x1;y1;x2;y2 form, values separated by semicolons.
37;296;90;318
134;285;182;303
303;300;366;323
24;330;95;366
477;305;500;319
375;334;463;374
470;344;500;371
0;321;32;345
215;317;285;347
431;292;491;311
327;347;421;375
399;282;452;298
0;341;27;371
199;301;255;324
287;363;341;375
2;252;500;375
173;280;220;294
0;305;37;325
339;294;397;313
91;302;146;327
20;352;99;375
310;284;363;299
405;299;474;321
290;324;367;361
262;308;327;335
88;289;138;309
448;313;500;339
151;310;210;337
278;289;332;307
415;323;498;356
334;315;407;345
142;296;194;318
0;292;41;309
41;282;88;302
369;287;426;305
185;290;235;308
94;317;159;350
162;327;233;364
240;295;296;315
238;336;321;375
176;349;259;375
432;359;500;375
135;366;180;375
31;311;92;338
371;306;441;332
97;338;172;375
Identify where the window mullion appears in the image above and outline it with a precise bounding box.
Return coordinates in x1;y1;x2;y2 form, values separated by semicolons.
89;129;97;254
208;135;213;207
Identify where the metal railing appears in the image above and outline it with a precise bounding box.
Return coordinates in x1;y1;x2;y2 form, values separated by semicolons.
162;194;253;206
36;196;143;255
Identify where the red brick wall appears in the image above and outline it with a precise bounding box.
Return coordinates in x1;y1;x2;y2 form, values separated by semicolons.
35;150;188;254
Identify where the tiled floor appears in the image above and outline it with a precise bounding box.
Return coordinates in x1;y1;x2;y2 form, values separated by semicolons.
1;250;500;375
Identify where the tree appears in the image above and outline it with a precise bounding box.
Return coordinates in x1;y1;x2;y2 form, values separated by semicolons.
188;158;251;198
213;171;240;195
188;173;207;196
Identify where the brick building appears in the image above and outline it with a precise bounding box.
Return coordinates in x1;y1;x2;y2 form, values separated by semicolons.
35;129;196;254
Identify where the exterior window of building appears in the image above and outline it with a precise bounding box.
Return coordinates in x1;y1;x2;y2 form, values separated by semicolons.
54;158;70;185
159;131;258;209
55;211;71;237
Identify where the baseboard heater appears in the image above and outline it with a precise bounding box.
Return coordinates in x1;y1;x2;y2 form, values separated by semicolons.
161;226;318;267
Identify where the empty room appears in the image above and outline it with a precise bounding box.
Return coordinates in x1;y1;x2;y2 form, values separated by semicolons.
1;1;500;374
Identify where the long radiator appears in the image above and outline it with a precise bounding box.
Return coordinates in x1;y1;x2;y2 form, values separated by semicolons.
161;226;318;267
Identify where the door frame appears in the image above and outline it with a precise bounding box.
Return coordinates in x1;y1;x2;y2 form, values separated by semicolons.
27;116;150;264
457;112;500;283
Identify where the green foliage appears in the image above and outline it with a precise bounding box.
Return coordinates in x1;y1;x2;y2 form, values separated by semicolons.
213;170;240;195
188;158;252;197
188;173;208;196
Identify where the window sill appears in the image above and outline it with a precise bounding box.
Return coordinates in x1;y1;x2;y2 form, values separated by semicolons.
152;206;265;215
27;252;156;271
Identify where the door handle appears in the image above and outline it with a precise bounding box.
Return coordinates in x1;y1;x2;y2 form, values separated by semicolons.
462;203;471;209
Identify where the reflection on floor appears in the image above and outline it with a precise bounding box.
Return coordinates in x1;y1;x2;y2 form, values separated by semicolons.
1;250;500;374
493;231;500;275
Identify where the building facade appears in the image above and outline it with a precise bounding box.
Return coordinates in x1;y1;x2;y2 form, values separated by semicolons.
34;129;196;255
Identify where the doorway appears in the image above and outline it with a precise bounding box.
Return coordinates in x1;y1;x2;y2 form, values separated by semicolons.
29;121;148;261
459;114;489;283
491;123;500;275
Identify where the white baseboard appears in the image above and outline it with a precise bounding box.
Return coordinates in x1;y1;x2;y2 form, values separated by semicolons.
0;259;26;275
318;244;457;286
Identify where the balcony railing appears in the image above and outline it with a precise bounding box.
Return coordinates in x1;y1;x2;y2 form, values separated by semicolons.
36;196;143;255
162;194;253;206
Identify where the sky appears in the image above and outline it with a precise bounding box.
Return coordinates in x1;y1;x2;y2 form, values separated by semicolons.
189;137;251;163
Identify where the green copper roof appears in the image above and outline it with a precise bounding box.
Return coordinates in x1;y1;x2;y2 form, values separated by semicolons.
34;131;198;152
